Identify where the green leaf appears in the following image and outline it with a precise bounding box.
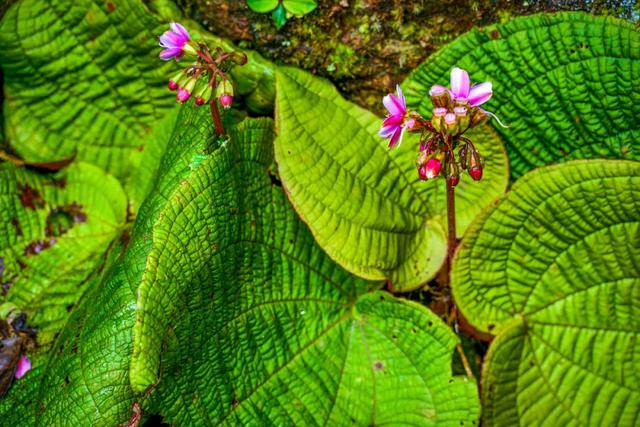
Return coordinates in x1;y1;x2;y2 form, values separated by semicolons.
0;238;136;426
404;12;640;178
283;0;317;16
247;0;279;13
274;66;508;291
0;162;127;349
272;3;287;29
126;115;479;424
0;0;176;181
451;160;640;426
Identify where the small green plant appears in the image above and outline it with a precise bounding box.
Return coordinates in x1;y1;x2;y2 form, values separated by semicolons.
247;0;317;29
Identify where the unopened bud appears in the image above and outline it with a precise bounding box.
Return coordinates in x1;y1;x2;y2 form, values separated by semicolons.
448;174;460;187
469;166;483;181
470;108;489;127
216;79;234;98
429;85;450;108
447;159;460;186
168;80;178;91
444;112;458;134
195;96;205;106
432;107;447;132
454;106;470;131
418;158;442;181
219;94;233;109
176;87;191;103
455;97;470;109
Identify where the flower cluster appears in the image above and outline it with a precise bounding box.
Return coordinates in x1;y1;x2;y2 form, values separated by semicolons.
158;23;246;110
379;67;502;187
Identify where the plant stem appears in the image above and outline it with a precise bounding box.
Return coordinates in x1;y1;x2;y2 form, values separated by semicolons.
210;101;224;137
445;179;456;279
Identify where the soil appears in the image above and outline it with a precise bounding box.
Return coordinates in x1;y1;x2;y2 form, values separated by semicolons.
183;0;639;113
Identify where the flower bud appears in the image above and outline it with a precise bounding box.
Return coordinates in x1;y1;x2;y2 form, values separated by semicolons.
444;112;458;135
470;108;489;127
431;107;447;132
469;166;483;181
216;79;234;98
168;80;179;91
195;81;214;104
454;106;470;131
195;96;205;106
219;94;233;109
418;158;442;180
429;85;450;108
454;97;470;109
469;150;483;181
447;159;460;186
176;87;191;103
458;144;469;170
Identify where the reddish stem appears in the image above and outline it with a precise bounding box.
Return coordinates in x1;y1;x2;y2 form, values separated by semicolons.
210;101;224;137
446;179;456;274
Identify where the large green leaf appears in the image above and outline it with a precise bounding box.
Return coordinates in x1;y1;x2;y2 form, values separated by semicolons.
274;66;508;291
0;238;136;426
0;0;176;181
451;160;640;426
404;12;640;178
0;162;127;349
128;115;479;425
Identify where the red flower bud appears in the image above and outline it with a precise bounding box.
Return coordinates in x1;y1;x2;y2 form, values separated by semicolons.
195;96;205;106
469;166;483;181
418;158;442;180
168;80;179;91
448;174;460;187
219;94;233;109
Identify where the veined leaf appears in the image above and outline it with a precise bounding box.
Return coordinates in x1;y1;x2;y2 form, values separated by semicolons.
404;13;640;178
0;0;176;181
0;162;127;349
274;66;508;291
128;115;479;425
451;159;640;426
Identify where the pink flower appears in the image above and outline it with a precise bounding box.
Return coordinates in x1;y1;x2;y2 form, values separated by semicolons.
379;85;414;149
449;67;492;107
159;23;192;61
15;355;31;379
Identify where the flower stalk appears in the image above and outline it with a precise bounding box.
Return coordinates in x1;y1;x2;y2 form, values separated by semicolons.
158;23;247;137
379;67;504;284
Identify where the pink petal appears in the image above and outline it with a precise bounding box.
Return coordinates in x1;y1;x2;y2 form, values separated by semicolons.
429;85;448;96
160;48;183;60
378;125;398;138
382;93;404;117
395;84;405;107
159;31;182;48
450;67;470;99
170;22;190;41
15;355;31;379
468;82;492;107
387;127;405;149
382;115;403;127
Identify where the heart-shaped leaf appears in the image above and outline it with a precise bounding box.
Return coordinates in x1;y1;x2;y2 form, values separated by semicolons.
0;163;127;349
274;66;508;291
404;12;640;178
451;159;640;426
127;114;479;425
